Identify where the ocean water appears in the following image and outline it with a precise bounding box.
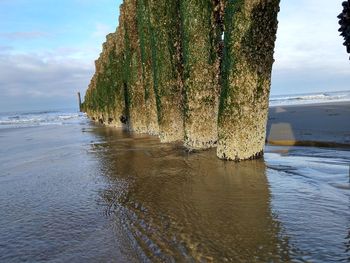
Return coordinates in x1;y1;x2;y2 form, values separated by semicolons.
0;96;349;262
0;109;84;129
1;90;349;130
270;90;350;107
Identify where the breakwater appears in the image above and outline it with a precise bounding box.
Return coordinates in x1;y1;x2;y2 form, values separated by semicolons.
83;0;280;161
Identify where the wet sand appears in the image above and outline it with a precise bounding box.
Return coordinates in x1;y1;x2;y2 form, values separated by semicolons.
267;101;350;147
0;105;350;262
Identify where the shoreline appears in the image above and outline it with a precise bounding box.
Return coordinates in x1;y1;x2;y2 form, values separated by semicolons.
1;111;349;262
266;139;350;149
270;100;350;108
90;101;350;150
83;101;350;150
266;101;350;148
1;100;349;150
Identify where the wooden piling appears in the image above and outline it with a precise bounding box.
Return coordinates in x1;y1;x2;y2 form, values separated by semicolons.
217;0;280;161
180;0;221;149
77;92;82;112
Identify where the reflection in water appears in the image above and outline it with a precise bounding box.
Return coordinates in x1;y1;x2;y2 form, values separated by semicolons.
89;127;290;262
1;118;349;262
265;146;350;262
345;198;350;261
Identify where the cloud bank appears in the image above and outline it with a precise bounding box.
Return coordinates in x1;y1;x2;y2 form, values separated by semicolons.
0;50;94;111
271;0;350;94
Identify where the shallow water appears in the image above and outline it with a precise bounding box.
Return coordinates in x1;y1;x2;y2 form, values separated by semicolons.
0;118;349;262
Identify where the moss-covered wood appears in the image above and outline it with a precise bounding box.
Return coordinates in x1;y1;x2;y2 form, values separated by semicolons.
83;0;280;161
180;0;221;149
83;33;125;126
217;0;280;161
121;0;149;133
147;0;184;142
136;0;159;135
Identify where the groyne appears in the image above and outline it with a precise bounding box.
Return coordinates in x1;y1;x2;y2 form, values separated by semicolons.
83;0;280;161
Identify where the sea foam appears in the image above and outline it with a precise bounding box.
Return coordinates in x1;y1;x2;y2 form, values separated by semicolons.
0;109;85;129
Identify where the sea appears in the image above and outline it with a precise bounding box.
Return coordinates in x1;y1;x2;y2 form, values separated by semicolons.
0;109;84;130
0;90;349;262
1;90;350;130
269;90;350;107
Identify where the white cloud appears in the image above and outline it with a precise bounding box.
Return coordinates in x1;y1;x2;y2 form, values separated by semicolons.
271;0;350;95
274;0;347;71
0;52;94;101
0;46;13;53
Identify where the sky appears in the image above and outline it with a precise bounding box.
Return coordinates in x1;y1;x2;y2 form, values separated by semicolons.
0;0;348;112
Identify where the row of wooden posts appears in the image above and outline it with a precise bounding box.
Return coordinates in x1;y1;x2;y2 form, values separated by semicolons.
81;0;281;161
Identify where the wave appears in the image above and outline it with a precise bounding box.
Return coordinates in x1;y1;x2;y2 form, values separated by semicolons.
1;91;349;129
269;90;350;106
0;110;86;129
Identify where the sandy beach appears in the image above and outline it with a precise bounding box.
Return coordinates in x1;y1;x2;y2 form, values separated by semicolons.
267;101;350;147
0;103;349;262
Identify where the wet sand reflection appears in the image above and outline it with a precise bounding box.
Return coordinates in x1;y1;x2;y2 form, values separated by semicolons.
89;126;290;262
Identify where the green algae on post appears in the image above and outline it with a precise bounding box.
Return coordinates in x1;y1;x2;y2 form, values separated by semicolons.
147;0;184;143
217;0;280;161
136;0;159;135
83;33;122;125
180;0;221;149
83;0;280;161
121;0;149;133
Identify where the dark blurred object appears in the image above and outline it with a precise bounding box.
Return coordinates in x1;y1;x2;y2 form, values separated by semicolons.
338;0;350;59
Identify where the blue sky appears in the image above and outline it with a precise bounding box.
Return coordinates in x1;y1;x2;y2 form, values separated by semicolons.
0;0;348;112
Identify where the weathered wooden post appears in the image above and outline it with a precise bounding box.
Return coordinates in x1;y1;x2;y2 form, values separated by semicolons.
147;0;184;143
180;0;221;149
217;0;280;161
121;0;149;133
77;92;82;112
110;20;129;128
136;0;159;135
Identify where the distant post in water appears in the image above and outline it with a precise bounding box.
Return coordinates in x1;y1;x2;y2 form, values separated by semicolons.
77;92;82;112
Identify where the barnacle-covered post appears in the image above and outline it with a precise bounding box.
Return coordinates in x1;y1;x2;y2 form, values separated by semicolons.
135;0;159;134
147;0;184;142
83;5;131;128
180;0;221;149
83;33;119;124
121;0;148;133
111;6;129;128
102;33;124;126
217;0;280;161
338;0;350;59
